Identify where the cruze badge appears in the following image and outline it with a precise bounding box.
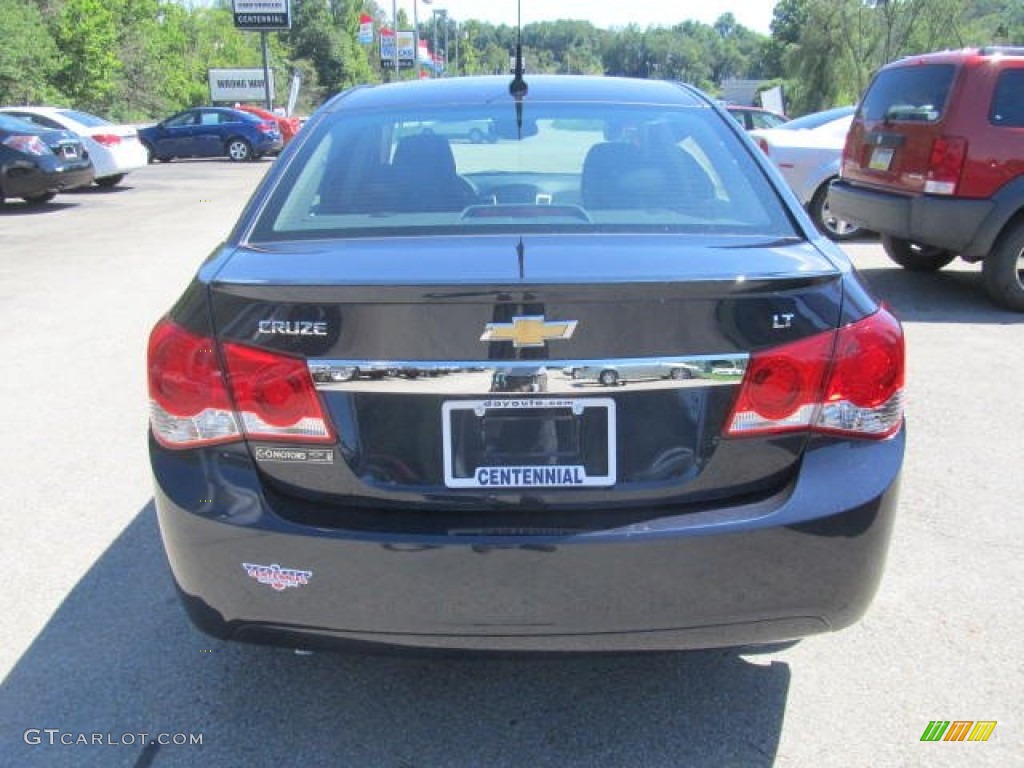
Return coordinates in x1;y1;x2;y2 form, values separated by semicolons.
257;320;327;336
480;315;578;348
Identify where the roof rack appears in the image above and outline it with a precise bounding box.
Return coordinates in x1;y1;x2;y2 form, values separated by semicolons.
978;46;1024;56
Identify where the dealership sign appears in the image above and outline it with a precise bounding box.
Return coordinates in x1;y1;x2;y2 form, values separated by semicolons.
380;29;416;69
209;69;276;103
232;0;291;30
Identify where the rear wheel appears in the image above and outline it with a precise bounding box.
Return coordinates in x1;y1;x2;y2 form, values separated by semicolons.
95;174;125;188
468;128;484;144
668;367;690;380
809;182;862;241
882;236;957;272
598;369;619;386
982;220;1024;312
227;139;252;162
23;192;56;205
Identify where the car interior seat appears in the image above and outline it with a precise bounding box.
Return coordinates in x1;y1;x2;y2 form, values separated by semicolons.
391;132;477;212
581;142;667;209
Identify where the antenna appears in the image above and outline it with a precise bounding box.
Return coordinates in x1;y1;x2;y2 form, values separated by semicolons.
509;0;528;137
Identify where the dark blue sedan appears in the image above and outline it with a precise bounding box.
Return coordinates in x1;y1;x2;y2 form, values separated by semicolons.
139;107;282;163
148;75;905;653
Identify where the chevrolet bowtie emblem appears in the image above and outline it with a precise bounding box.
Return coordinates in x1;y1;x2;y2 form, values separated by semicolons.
480;315;578;348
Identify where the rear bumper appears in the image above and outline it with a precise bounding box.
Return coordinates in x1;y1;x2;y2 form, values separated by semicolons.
3;157;94;198
152;429;903;653
829;180;993;254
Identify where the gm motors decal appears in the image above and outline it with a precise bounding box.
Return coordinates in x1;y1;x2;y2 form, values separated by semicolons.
243;563;313;591
253;446;334;464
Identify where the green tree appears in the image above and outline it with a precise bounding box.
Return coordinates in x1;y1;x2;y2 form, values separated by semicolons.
0;0;63;104
51;0;124;112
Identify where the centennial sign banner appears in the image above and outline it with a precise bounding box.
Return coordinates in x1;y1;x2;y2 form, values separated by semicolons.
232;0;291;30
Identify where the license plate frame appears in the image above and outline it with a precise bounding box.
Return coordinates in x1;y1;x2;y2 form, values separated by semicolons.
441;397;617;489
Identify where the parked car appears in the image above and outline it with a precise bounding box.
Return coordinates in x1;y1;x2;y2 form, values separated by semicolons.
777;105;856;131
235;104;301;147
830;46;1024;311
148;74;905;654
138;107;282;163
0;113;94;205
0;106;147;187
751;108;863;241
726;104;789;131
567;361;703;386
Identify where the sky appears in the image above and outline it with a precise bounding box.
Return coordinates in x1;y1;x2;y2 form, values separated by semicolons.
395;0;776;35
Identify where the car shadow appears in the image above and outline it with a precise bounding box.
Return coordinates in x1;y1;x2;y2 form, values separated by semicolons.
855;266;1024;324
64;184;134;195
0;201;79;214
2;502;790;768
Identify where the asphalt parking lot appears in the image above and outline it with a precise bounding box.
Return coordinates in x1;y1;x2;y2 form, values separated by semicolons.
1;160;1021;767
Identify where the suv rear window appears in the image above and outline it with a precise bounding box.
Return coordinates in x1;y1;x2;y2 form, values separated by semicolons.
250;103;794;242
990;69;1024;127
860;64;956;123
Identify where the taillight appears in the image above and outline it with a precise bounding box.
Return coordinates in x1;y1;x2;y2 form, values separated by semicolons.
148;319;240;448
840;134;856;177
2;135;51;156
148;318;334;448
816;309;904;437
726;308;904;439
726;332;833;436
924;135;966;195
92;133;122;146
257;121;276;134
221;342;334;443
756;137;770;155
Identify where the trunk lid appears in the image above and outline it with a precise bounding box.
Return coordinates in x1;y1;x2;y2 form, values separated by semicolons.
209;235;843;512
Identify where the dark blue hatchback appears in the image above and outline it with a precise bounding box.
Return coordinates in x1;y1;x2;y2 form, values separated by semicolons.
139;106;282;163
148;75;905;653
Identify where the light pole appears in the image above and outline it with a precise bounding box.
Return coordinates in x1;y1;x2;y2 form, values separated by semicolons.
431;8;447;76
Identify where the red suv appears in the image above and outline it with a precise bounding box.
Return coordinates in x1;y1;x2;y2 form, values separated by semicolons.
830;47;1024;311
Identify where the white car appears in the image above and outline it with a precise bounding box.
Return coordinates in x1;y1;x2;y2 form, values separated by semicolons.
0;106;149;187
750;106;862;241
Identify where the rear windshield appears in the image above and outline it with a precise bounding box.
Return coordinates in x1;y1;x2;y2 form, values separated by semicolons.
58;109;110;127
860;64;956;123
248;102;795;241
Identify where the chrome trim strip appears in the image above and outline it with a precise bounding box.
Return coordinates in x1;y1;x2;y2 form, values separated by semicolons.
308;355;748;394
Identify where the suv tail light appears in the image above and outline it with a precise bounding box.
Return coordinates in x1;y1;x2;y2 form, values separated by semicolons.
92;133;122;146
148;318;333;448
924;136;967;195
756;137;770;155
256;121;276;134
726;308;904;439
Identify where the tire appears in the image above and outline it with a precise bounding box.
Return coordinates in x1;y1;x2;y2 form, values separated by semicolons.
227;139;252;162
982;220;1024;312
95;174;125;188
468;128;484;144
142;142;168;164
881;235;957;272
809;182;862;241
598;369;619;387
668;367;690;380
22;192;56;205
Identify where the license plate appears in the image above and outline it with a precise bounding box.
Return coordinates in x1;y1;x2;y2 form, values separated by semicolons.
442;398;616;488
868;146;894;171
